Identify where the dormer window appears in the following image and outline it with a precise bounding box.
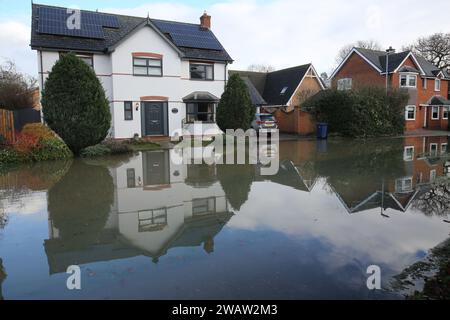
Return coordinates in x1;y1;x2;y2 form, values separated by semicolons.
280;87;288;95
400;74;416;88
435;78;441;91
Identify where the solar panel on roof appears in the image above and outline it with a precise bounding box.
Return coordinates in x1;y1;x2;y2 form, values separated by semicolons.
153;20;223;50
37;7;120;39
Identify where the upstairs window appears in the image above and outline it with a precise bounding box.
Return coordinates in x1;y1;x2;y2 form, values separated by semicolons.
435;78;441;91
443;106;449;119
400;74;416;88
405;105;416;120
403;146;414;161
190;63;214;80
395;177;413;193
76;54;94;68
422;78;427;89
59;52;93;68
133;57;162;76
337;78;352;91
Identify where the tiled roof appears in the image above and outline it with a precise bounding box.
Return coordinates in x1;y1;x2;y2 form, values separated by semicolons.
30;4;233;63
355;47;449;78
231;64;312;106
262;64;311;106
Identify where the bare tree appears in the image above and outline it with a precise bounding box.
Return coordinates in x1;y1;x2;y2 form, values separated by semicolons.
0;60;37;111
405;33;450;70
247;64;275;73
412;180;450;217
335;40;382;66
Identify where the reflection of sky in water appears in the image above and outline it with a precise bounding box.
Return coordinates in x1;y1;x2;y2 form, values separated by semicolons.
0;137;449;299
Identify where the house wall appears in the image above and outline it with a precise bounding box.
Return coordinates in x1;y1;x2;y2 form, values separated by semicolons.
37;25;228;139
274;72;323;135
113;150;228;255
332;53;449;132
331;52;385;89
393;56;450;131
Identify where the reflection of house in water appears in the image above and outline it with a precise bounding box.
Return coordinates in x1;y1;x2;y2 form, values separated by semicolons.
332;136;449;214
45;150;233;274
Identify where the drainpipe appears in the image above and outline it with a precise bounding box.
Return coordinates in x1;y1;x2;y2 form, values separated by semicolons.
424;106;428;128
39;50;45;124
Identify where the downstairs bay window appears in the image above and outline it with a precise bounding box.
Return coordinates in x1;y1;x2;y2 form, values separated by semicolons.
186;102;216;123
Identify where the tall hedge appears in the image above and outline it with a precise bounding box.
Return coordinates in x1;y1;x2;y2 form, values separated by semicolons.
41;53;111;154
304;87;408;137
217;74;255;131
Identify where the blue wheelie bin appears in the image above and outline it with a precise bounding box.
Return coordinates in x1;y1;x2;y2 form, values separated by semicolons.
317;123;329;140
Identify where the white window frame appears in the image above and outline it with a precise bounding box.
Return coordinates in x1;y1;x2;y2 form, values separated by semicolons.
441;143;448;154
430;170;437;182
430;143;438;157
395;177;413;193
400;73;417;88
443;106;449;120
435;78;441;92
405;105;416;121
431;106;439;120
337;78;352;91
422;78;427;89
403;146;415;161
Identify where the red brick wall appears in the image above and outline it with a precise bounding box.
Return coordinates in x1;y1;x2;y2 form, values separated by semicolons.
274;74;322;135
332;52;385;89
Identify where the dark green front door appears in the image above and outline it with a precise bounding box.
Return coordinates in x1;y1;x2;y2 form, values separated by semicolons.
143;102;164;135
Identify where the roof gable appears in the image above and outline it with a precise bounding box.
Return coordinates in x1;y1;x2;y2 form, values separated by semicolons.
331;47;450;79
263;64;312;106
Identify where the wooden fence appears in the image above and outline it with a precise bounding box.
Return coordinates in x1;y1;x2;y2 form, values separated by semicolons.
0;108;16;143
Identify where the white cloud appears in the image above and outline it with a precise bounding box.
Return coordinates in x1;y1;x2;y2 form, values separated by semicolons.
0;20;36;76
2;0;450;77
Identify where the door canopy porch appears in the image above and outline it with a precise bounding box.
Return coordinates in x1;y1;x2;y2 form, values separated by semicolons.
183;91;220;102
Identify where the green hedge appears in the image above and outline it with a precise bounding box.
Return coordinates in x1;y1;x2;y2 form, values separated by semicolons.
304;87;409;138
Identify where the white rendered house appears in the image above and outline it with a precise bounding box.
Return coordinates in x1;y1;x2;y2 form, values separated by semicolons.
31;4;233;139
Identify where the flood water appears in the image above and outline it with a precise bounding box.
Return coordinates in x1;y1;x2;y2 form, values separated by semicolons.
0;136;449;300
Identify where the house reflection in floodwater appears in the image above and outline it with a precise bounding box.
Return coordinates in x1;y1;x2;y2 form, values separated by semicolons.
278;136;450;215
45;149;233;274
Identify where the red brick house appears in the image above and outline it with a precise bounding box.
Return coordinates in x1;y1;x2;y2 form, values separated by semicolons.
330;47;450;132
230;64;325;135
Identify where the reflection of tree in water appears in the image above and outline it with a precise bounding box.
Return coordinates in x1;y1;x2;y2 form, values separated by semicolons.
47;161;114;248
0;160;72;230
412;179;450;217
391;238;450;299
217;164;254;211
0;258;6;300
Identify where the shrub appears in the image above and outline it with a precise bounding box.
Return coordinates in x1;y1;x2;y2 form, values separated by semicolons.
217;74;255;131
304;87;408;138
42;53;111;154
21;123;56;140
0;124;72;164
103;140;132;155
32;138;73;162
80;144;111;158
14;132;40;155
0;148;24;164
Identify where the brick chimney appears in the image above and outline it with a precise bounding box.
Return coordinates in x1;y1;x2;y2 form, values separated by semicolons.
200;11;211;29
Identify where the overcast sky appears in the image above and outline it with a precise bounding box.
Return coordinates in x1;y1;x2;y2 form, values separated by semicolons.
1;0;450;78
